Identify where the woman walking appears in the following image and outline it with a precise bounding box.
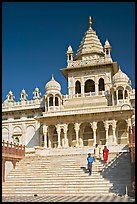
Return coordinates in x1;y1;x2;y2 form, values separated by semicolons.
103;146;109;165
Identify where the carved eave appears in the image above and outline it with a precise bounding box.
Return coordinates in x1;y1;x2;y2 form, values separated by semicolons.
60;61;118;79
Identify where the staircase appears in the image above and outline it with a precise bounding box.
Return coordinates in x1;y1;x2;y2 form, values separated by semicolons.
2;144;132;197
2;154;114;196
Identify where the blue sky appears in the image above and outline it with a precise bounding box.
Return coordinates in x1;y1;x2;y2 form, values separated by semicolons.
2;2;135;102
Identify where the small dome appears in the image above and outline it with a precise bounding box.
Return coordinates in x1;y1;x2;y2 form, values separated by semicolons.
66;45;74;54
21;89;26;94
113;67;130;84
34;87;39;92
45;75;61;92
8;90;13;95
104;39;111;50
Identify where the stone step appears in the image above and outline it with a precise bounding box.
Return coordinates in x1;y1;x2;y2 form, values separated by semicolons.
2;191;115;196
8;169;101;173
5;176;106;180
3;183;113;188
3;180;111;184
3;151;131;197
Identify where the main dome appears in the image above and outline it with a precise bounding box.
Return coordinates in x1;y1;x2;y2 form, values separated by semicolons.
45;75;61;92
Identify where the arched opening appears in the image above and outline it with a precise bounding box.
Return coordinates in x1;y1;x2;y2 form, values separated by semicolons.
55;97;59;106
116;121;127;144
118;90;123;99
97;121;106;145
49;96;53;106
52;128;58;148
99;78;105;91
75;81;81;94
83;124;93;146
106;49;109;55
68;123;75;147
124;90;128;99
85;79;95;93
15;137;19;145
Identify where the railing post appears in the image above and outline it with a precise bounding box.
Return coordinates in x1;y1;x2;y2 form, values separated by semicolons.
12;160;17;169
20;144;22;156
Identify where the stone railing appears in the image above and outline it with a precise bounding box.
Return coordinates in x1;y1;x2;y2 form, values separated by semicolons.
2;99;44;110
67;57;112;68
63;91;105;99
2;140;25;158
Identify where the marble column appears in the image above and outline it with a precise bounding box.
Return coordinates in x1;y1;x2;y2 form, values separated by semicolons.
74;123;80;147
91;122;97;146
116;89;118;105
43;125;48;148
56;125;61;148
95;82;98;95
112;120;117;144
104;121;109;145
47;97;49;111
81;77;85;97
63;124;68;147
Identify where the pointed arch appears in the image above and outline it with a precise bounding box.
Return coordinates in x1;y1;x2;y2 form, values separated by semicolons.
85;79;95;93
49;96;53;106
118;89;123;99
75;80;81;94
99;78;105;91
116;120;128;144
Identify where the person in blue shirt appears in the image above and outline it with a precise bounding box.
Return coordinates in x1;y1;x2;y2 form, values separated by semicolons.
87;153;94;175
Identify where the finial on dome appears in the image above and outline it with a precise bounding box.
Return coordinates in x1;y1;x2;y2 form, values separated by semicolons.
52;74;54;80
89;16;92;29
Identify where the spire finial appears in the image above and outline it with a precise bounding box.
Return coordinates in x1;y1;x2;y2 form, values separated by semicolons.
52;74;54;80
89;16;92;28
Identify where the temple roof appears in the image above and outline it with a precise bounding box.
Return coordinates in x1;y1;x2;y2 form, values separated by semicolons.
75;16;104;60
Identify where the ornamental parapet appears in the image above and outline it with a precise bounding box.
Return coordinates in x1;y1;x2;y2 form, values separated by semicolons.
67;57;112;68
2;99;44;111
42;106;129;118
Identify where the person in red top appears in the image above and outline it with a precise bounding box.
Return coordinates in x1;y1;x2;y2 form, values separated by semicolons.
103;146;109;165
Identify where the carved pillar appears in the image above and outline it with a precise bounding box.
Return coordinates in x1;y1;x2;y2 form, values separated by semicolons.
81;77;85;97
112;120;117;144
79;128;84;147
95;77;98;95
47;97;49;111
53;94;55;109
112;90;114;106
56;125;61;148
127;118;132;143
21;123;26;146
91;121;97;146
63;124;68;147
43;125;48;148
74;123;80;147
116;89;118;105
104;121;109;145
47;128;52;148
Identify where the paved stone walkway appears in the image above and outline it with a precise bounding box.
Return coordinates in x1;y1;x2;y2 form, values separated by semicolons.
2;195;135;202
